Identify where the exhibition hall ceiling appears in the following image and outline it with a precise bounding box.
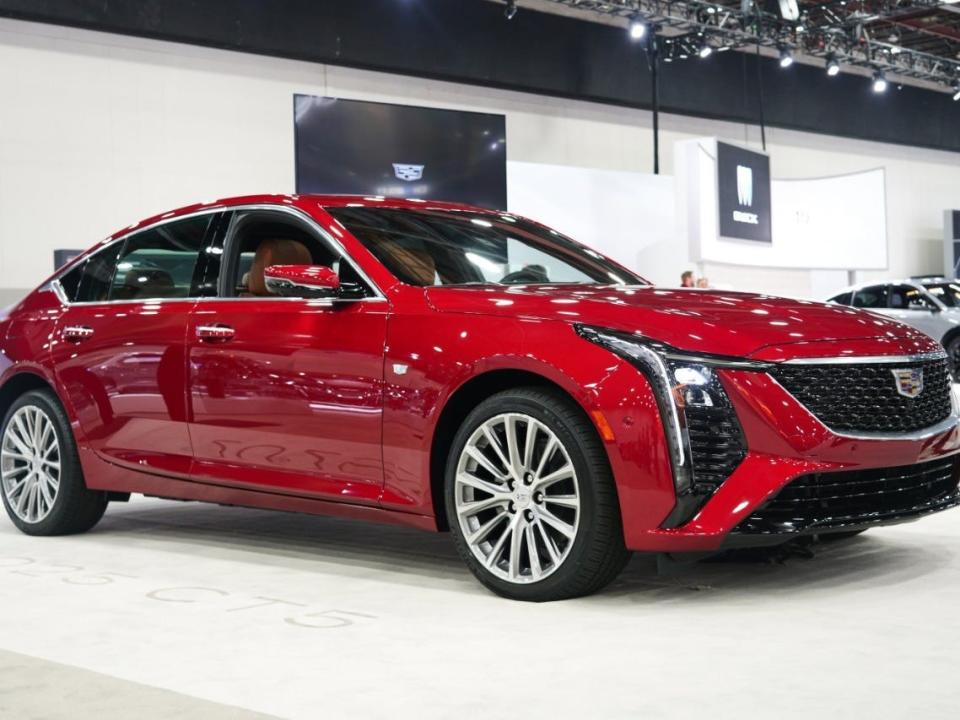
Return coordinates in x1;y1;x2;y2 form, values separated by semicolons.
0;0;956;151
527;0;960;96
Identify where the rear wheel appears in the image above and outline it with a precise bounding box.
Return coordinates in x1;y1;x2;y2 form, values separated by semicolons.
445;387;629;601
0;389;107;536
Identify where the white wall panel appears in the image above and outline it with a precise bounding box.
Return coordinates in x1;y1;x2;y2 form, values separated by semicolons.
0;17;958;301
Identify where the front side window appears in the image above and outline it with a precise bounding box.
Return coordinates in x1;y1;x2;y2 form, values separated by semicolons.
888;284;935;311
922;282;960;307
851;285;889;309
828;292;852;305
326;206;644;287
224;210;370;298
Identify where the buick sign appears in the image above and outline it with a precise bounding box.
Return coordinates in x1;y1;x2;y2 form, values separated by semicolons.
717;141;772;243
393;163;425;182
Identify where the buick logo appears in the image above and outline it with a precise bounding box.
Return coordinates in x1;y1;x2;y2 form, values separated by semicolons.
392;163;425;182
736;165;753;207
892;368;923;398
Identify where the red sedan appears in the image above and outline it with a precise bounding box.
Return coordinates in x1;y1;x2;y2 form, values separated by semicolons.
1;195;958;600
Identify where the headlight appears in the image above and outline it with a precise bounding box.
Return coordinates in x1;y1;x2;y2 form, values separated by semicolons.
576;325;765;526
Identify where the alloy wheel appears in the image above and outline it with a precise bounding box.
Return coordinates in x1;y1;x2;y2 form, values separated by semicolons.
1;406;61;524
454;412;581;584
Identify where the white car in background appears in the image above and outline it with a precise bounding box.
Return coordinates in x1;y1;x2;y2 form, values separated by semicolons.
827;278;960;377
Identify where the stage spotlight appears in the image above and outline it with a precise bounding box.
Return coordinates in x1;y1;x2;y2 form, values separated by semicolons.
699;43;713;59
504;0;518;20
953;82;960;101
826;54;840;76
872;70;888;93
779;47;794;68
628;17;647;41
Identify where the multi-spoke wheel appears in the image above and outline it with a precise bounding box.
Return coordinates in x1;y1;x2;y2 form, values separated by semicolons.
0;389;107;536
446;387;630;601
2;405;61;523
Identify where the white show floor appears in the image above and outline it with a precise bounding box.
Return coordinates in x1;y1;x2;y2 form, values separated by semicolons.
1;495;959;719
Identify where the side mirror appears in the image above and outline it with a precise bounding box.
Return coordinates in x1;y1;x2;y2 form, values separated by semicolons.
263;264;340;299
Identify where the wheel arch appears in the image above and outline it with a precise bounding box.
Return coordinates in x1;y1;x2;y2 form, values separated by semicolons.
429;368;603;531
0;371;57;424
941;325;960;350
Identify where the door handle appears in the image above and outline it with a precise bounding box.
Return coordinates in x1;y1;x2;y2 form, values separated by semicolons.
196;324;236;342
63;325;94;342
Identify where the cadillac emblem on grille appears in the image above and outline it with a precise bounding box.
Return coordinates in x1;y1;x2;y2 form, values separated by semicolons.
891;368;924;398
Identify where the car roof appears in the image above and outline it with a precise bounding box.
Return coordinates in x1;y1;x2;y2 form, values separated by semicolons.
100;193;502;243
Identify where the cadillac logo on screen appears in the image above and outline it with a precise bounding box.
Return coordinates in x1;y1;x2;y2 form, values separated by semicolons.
892;368;924;398
393;163;425;182
717;141;772;243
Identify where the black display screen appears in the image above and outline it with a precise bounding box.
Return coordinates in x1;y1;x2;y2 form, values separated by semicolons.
294;95;507;210
716;141;772;243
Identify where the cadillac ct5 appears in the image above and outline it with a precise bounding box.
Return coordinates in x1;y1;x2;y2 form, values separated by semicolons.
1;195;958;601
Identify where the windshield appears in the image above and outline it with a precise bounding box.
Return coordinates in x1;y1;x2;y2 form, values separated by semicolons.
922;282;960;307
326;206;645;287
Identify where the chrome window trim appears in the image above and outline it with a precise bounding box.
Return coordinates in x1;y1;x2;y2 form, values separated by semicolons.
52;203;387;307
778;352;948;365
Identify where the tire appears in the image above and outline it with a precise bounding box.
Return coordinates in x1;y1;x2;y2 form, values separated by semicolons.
0;389;107;536
445;387;630;601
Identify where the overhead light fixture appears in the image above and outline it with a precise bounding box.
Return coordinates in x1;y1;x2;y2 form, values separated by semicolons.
872;70;888;93
826;53;840;76
953;82;960;101
504;0;517;20
628;17;647;41
779;47;794;68
699;43;713;59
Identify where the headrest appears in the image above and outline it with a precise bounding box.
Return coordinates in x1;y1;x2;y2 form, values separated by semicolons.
248;239;313;295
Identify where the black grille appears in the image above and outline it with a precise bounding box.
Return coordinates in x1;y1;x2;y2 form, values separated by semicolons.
685;405;746;489
773;357;952;434
737;457;960;534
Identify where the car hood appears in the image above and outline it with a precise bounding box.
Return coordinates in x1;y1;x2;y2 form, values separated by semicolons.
425;285;940;359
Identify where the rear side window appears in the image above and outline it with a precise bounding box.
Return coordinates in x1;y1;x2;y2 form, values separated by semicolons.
828;292;852;305
57;215;216;303
60;242;125;303
851;285;888;309
110;216;213;300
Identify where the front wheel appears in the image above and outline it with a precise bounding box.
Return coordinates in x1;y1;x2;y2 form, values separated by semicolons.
0;389;107;536
445;387;630;601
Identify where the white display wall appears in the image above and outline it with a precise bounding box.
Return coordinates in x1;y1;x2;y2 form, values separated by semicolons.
677;138;889;271
1;16;958;304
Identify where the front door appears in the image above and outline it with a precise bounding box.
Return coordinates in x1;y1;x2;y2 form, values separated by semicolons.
51;212;222;477
186;209;388;504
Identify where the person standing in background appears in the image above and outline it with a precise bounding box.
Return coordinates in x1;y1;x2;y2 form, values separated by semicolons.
696;277;710;289
681;271;695;288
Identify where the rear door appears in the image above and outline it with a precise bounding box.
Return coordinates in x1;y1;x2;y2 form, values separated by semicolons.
186;208;388;504
51;212;223;477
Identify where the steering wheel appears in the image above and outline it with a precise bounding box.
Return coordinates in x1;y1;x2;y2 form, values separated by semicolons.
500;269;550;284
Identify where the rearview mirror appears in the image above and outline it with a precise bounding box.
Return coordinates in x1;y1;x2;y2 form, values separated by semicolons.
263;264;340;299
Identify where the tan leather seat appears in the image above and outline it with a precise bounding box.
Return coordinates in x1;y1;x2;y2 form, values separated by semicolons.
245;239;313;296
379;242;437;285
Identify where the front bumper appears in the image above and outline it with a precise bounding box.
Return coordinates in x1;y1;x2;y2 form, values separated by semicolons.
621;369;960;553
